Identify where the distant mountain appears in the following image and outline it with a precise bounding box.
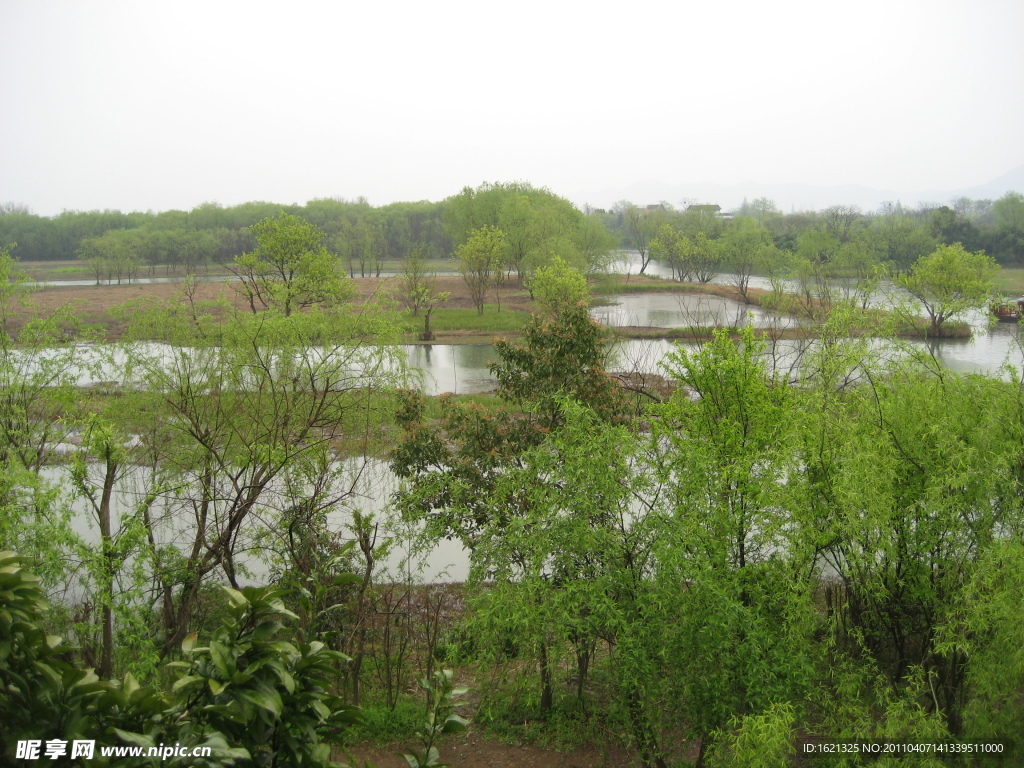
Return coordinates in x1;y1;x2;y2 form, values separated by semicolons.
576;166;1024;214
942;164;1024;202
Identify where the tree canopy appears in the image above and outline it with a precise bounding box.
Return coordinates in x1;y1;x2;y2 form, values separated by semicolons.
898;242;998;336
233;212;352;316
445;182;614;280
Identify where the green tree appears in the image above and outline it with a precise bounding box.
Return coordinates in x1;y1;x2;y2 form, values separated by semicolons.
833;237;885;310
77;229;145;285
0;252;96;592
400;248;450;340
939;540;1024;757
738;196;782;224
992;191;1024;263
0;553;364;767
351;214;388;277
458;401;669;763
651;327;816;763
446;183;613;280
720;218;775;302
392;301;626;718
898;243;998;336
233;212;351;316
618;202;663;273
928;205;980;251
456;226;505;315
865;212;935;270
819;205;865;243
800;365;1023;736
689;230;723;283
0;243;30;334
399;247;434;318
649;224;690;281
525;256;588;319
120;299;403;659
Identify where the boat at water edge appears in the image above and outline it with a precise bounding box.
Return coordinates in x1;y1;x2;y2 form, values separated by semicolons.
991;297;1024;322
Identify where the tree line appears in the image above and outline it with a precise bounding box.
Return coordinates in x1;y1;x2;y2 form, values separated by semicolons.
4;187;1021;284
0;198;452;278
593;192;1024;273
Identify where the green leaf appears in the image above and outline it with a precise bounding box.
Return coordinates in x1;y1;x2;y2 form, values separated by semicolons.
172;674;205;693
441;714;469;734
238;688;283;717
250;620;283;642
220;585;248;608
209;640;233;677
112;728;154;749
123;672;140;696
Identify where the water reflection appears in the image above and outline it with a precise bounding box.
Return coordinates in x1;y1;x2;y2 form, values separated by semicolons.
592;293;790;330
404;328;1024;395
47;457;471;590
402;344;501;395
33;274;236;288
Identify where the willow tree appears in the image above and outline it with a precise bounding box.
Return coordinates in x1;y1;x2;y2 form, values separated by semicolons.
115;283;404;659
456;225;506;314
446;182;614;281
233;212;352;316
898;243;998;337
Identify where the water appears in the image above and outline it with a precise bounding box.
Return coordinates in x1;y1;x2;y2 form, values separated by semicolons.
28;326;1021;401
18;261;1024;592
402;343;501;395
46;456;471;596
32;274;236;288
30;266;456;286
592;292;794;330
45;316;1022;595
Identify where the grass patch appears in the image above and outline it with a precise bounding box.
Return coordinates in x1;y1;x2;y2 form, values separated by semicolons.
339;699;423;745
405;306;533;335
418;392;506;418
591;275;685;295
993;267;1024;295
479;702;613;752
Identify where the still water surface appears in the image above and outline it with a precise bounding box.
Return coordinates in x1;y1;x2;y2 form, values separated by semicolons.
34;254;1024;588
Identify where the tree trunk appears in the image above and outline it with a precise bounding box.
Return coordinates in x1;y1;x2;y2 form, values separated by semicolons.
538;639;554;714
98;455;117;680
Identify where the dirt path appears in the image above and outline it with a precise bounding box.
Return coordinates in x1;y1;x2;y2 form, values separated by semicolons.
342;729;635;768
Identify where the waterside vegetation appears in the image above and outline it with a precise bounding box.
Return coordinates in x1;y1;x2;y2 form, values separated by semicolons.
2;182;1024;766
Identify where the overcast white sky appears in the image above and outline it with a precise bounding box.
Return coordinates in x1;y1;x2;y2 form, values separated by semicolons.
2;0;1022;216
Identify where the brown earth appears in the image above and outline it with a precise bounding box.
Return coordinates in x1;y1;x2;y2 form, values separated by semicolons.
13;274;541;342
13;272;683;344
342;729;637;768
12;274;528;339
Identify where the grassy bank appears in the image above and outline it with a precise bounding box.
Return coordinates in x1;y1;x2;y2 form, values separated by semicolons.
993;266;1024;295
11;266;979;346
401;305;533;341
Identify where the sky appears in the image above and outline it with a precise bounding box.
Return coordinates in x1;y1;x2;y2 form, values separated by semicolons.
2;0;1023;216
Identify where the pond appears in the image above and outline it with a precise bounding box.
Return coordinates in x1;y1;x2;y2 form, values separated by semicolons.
48;456;472;593
29;285;1024;595
591;292;794;330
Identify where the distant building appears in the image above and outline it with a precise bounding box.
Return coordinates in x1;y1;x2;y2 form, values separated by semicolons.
683;202;733;220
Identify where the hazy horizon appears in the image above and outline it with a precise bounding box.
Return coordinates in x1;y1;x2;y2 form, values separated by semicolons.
3;0;1022;217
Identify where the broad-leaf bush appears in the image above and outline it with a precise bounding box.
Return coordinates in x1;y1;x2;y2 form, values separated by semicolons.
1;552;365;767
